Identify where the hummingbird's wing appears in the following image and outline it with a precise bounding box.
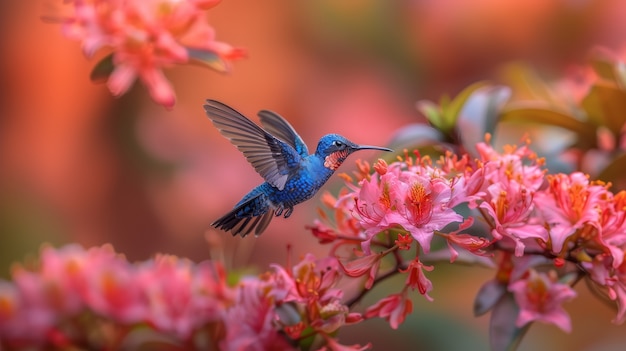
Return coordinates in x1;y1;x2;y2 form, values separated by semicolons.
204;100;301;191
258;110;309;158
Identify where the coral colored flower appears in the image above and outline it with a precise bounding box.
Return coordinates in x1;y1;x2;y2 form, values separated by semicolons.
56;0;245;108
395;233;413;250
400;259;434;301
364;292;413;329
508;270;577;332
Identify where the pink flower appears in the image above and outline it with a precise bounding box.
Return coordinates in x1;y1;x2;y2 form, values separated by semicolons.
338;251;384;289
57;0;245;108
139;254;229;338
221;279;296;351
394;174;463;252
352;163;462;253
534;172;607;253
597;190;626;268
364;292;413;329
319;335;372;351
583;255;626;324
479;180;547;256
440;218;491;262
400;259;434;301
83;258;147;323
508;270;577;332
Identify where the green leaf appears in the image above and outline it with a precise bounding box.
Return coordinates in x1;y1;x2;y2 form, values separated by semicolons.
443;81;489;129
416;100;444;130
89;53;115;83
500;104;597;148
581;82;626;135
489;293;530;351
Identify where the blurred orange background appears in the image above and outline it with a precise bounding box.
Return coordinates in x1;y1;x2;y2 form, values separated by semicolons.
1;1;626;350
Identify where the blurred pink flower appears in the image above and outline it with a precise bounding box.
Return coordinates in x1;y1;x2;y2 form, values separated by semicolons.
583;255;626;324
597;190;626;268
508;270;576;332
139;254;229;338
57;0;245;108
364;292;413;330
221;279;296;351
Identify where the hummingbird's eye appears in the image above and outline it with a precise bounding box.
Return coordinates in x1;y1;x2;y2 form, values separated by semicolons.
333;140;344;148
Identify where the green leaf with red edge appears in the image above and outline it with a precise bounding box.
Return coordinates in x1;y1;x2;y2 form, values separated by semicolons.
596;152;626;190
581;82;626;135
474;279;507;317
89;53;114;83
489;293;530;351
499;104;598;149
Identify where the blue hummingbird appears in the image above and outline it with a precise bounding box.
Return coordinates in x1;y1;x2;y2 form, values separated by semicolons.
204;100;393;237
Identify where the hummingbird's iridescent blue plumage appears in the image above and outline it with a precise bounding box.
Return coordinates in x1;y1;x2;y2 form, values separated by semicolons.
204;100;392;237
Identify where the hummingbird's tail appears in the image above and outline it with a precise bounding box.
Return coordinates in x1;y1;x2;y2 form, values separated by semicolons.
211;194;275;237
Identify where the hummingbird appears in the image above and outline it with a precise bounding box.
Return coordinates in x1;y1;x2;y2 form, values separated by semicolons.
204;100;393;237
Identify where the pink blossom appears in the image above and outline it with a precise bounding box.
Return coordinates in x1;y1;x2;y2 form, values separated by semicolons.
583;255;626;324
394;174;463;252
318;335;372;351
138;254;228;338
57;0;245;108
400;259;434;301
597;190;626;268
534;172;607;253
83;258;147;323
352;163;462;253
364;292;413;329
479;180;547;256
508;270;577;332
338;251;384;289
440;217;491;262
221;279;296;351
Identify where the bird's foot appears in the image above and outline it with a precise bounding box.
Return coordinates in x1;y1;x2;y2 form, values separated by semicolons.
275;204;284;217
284;207;293;218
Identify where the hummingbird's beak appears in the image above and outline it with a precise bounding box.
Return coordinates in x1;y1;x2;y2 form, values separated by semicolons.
353;145;394;152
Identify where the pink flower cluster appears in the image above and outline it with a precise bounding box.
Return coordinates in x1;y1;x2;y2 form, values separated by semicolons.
0;245;367;350
310;137;626;333
56;0;245;108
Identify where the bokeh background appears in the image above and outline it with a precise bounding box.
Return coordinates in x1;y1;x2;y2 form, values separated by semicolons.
2;1;626;350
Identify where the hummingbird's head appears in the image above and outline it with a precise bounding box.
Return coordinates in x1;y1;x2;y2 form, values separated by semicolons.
316;134;393;171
